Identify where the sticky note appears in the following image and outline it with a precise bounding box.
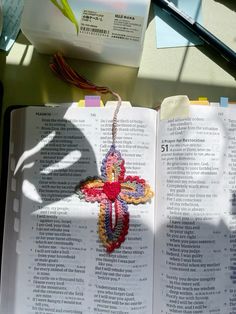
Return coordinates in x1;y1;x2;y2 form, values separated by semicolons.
160;95;190;120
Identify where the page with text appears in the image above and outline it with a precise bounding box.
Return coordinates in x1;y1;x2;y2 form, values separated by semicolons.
155;105;236;314
1;105;157;314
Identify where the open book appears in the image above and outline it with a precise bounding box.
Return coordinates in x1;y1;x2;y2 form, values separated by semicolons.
1;98;236;314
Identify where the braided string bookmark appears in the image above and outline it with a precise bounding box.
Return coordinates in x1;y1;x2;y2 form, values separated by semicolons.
50;53;154;253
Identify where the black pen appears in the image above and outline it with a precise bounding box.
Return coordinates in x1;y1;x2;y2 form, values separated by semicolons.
152;0;236;66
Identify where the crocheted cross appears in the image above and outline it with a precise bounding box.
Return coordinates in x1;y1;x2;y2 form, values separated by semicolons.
76;145;154;253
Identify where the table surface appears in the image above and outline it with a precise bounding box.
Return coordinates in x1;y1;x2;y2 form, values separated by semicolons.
0;1;236;114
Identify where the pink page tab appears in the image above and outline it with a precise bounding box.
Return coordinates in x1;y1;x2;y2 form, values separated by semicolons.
85;95;101;107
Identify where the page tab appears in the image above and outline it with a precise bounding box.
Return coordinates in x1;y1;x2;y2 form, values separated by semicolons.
220;97;228;107
190;97;209;105
16;240;22;254
13;198;19;213
14;218;20;232
78;96;104;107
11;178;16;191
10;157;16;171
85;95;101;107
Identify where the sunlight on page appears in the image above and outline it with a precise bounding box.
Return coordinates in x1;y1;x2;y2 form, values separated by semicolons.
63;102;84;123
14;131;56;175
22;179;42;203
1;105;157;314
22;162;35;171
40;150;81;174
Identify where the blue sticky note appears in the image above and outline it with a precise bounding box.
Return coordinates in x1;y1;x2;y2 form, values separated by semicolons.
154;0;203;48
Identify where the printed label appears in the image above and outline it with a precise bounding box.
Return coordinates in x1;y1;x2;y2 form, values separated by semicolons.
80;10;144;42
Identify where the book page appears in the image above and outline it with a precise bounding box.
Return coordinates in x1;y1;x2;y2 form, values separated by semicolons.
0;104;156;314
155;105;236;314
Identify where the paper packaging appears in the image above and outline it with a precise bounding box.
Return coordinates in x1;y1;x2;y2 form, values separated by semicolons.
21;0;151;67
0;0;2;36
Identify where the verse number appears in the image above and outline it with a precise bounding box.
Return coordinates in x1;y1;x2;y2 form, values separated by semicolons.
161;144;169;152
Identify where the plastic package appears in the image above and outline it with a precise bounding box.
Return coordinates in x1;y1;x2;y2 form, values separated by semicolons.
0;0;3;36
21;0;151;67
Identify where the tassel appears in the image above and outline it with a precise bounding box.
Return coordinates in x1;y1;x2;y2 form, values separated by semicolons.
50;53;112;94
50;52;122;145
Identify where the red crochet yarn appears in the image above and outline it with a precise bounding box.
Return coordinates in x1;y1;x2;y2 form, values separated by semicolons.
103;182;121;202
